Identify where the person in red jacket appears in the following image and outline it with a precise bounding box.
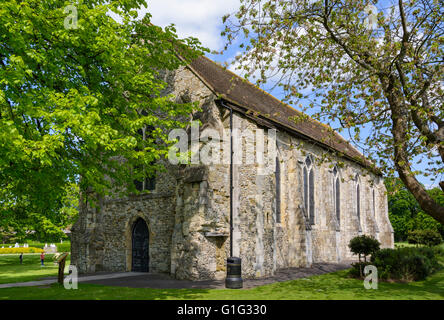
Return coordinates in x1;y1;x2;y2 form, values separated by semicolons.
40;252;45;266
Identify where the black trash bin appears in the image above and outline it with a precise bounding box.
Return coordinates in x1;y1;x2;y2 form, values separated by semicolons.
225;257;243;289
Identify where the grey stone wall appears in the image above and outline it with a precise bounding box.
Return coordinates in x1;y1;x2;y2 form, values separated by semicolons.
71;65;394;279
71;165;178;274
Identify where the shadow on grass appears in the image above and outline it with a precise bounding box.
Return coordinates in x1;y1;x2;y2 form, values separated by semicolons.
1;251;443;300
0;282;217;300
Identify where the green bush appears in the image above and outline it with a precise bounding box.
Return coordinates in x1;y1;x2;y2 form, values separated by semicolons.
407;230;420;245
348;235;381;262
420;230;443;247
370;247;441;281
56;243;71;252
27;243;45;249
348;262;373;278
0;243;45;249
407;230;443;247
348;235;381;278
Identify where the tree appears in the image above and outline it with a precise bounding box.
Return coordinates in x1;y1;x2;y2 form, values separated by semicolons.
222;0;444;224
349;235;381;263
407;229;443;246
386;178;444;241
348;235;380;276
0;1;204;229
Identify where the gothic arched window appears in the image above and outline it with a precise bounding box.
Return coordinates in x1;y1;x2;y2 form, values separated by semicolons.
372;186;380;232
355;174;361;229
333;166;340;227
134;125;156;191
275;156;281;223
303;155;315;225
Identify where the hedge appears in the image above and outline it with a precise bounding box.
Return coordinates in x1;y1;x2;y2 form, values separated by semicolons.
407;230;443;247
1;243;45;249
0;242;71;252
0;247;44;254
56;243;71;252
370;247;442;281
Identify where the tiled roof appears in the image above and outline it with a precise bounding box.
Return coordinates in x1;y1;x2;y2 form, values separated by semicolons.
187;55;377;172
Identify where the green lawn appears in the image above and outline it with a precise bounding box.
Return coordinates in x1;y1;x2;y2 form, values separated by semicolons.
0;246;443;300
0;267;443;300
0;254;70;284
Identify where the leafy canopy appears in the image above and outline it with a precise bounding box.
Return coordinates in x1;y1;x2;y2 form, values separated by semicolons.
387;178;444;241
0;0;205;236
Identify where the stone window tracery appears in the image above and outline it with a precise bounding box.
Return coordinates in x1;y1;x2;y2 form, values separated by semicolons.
275;156;281;224
333;166;341;228
303;155;315;225
134;125;156;191
355;174;361;231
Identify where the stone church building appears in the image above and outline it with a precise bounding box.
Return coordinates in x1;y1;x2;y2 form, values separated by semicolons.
71;56;394;280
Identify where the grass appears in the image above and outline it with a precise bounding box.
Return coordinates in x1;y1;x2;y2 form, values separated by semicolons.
0;253;70;284
0;267;443;300
0;245;443;300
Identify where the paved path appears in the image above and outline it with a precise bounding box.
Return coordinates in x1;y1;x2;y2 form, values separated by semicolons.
82;262;352;290
0;272;147;289
0;262;352;290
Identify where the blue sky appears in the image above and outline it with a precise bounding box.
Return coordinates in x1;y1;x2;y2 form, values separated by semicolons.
136;1;439;188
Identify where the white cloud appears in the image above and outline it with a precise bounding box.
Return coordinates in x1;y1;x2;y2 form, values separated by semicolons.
137;0;240;51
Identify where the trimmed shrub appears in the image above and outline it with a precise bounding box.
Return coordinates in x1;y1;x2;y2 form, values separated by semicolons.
1;242;46;249
408;230;443;247
348;235;381;262
0;247;44;254
348;235;381;278
370;247;441;281
56;243;71;253
25;242;46;249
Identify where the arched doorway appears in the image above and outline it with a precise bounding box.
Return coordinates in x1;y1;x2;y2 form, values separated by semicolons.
132;218;149;272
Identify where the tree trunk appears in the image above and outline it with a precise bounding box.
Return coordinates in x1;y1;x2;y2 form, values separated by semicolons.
384;79;444;225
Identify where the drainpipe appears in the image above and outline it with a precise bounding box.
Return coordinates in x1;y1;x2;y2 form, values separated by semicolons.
219;100;243;289
218;100;233;257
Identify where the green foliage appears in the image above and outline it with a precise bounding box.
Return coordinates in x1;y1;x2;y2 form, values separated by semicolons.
348;261;373;279
387;178;444;241
0;0;206;236
348;235;380;262
407;230;443;247
407;230;422;245
370;247;441;281
56;243;71;253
